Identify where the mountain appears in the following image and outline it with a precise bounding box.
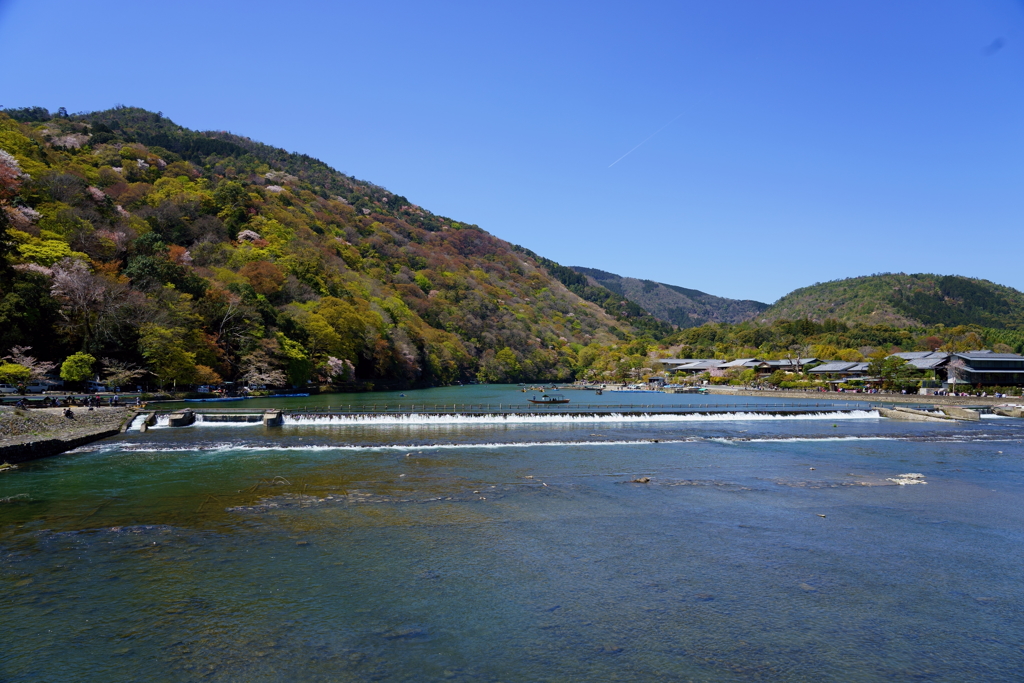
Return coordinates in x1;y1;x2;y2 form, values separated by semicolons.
0;105;662;388
570;267;769;328
759;274;1024;329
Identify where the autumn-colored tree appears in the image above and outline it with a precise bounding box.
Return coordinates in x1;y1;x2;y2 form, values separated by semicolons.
194;365;223;386
240;260;285;296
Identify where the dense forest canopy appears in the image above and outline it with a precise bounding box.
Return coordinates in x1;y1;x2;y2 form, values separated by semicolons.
0;106;643;389
760;273;1024;329
1;106;1021;392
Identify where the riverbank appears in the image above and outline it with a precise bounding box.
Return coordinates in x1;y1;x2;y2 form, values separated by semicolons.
705;386;1017;406
0;406;136;464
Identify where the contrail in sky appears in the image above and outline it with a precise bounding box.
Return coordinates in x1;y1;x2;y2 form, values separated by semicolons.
608;112;684;168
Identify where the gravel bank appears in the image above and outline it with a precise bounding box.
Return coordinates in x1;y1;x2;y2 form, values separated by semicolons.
0;407;136;448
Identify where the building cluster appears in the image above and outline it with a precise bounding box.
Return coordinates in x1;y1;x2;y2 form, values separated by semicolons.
657;351;1024;389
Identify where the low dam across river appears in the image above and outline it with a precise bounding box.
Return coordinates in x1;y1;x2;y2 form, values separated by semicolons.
137;402;896;429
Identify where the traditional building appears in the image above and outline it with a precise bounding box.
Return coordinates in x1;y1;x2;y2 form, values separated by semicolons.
949;351;1024;387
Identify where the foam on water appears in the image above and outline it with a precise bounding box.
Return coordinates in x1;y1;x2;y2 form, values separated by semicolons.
97;432;989;455
125;414;147;431
112;438;694;453
280;409;881;426
143;410;879;430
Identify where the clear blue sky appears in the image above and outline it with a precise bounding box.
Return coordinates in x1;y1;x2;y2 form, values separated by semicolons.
3;0;1023;303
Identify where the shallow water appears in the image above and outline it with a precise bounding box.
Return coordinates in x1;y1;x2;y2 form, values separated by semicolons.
2;387;1023;681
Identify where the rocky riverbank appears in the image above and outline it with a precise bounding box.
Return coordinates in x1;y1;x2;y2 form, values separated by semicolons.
0;407;136;464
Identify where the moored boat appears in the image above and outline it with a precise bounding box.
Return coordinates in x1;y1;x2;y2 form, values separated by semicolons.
527;393;570;404
184;396;247;402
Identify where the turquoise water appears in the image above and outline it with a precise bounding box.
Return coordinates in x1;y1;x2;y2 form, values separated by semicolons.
2;387;1023;681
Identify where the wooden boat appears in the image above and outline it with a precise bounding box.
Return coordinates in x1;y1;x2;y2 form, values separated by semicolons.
528;393;570;404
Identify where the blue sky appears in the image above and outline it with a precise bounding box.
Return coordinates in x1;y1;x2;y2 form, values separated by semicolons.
3;0;1022;303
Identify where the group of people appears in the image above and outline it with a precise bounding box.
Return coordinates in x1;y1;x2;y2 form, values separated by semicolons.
10;394;144;409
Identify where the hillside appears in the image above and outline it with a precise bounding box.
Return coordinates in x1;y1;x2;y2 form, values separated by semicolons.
760;274;1024;329
0;105;660;388
571;267;768;328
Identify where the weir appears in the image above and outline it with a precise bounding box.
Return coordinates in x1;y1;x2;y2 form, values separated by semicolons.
144;403;888;427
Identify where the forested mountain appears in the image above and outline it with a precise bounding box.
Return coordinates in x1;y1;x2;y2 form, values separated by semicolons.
571;267;768;328
760;274;1024;329
0;106;653;389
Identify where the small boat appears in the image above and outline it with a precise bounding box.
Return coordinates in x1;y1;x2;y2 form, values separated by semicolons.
184;396;247;403
528;393;570;404
270;393;310;398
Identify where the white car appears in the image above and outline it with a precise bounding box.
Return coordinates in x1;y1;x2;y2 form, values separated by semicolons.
0;384;19;394
25;381;53;394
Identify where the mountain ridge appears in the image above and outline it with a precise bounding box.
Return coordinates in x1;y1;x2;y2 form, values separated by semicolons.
570;266;769;328
758;273;1024;329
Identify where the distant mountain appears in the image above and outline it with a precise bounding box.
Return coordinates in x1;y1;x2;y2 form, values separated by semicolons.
570;267;769;328
759;274;1024;329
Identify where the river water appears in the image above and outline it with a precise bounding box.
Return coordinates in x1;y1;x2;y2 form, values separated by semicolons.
2;386;1023;681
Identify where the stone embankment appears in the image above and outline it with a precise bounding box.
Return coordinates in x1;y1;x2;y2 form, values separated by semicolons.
705;387;1018;407
0;406;136;464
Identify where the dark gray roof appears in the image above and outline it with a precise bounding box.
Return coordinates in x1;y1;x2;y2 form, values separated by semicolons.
659;358;712;365
906;357;948;370
960;368;1024;374
810;362;869;374
679;360;726;370
809;362;858;373
719;358;762;368
893;351;948;360
955;352;1024;361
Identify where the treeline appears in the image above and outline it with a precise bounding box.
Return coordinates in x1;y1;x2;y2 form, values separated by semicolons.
660;318;1024;361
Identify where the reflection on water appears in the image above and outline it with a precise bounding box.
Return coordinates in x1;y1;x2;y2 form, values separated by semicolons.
2;389;1024;681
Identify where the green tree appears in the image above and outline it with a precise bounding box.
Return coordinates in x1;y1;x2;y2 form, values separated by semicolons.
138;324;197;387
276;333;312;386
60;352;96;383
868;355;920;391
213;181;251;238
0;362;31;385
477;347;522;383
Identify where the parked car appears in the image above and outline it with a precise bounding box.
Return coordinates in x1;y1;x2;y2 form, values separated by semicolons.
0;384;19;394
25;381;54;394
85;381;109;392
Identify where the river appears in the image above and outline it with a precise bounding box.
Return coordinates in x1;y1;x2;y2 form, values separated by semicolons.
1;385;1022;681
